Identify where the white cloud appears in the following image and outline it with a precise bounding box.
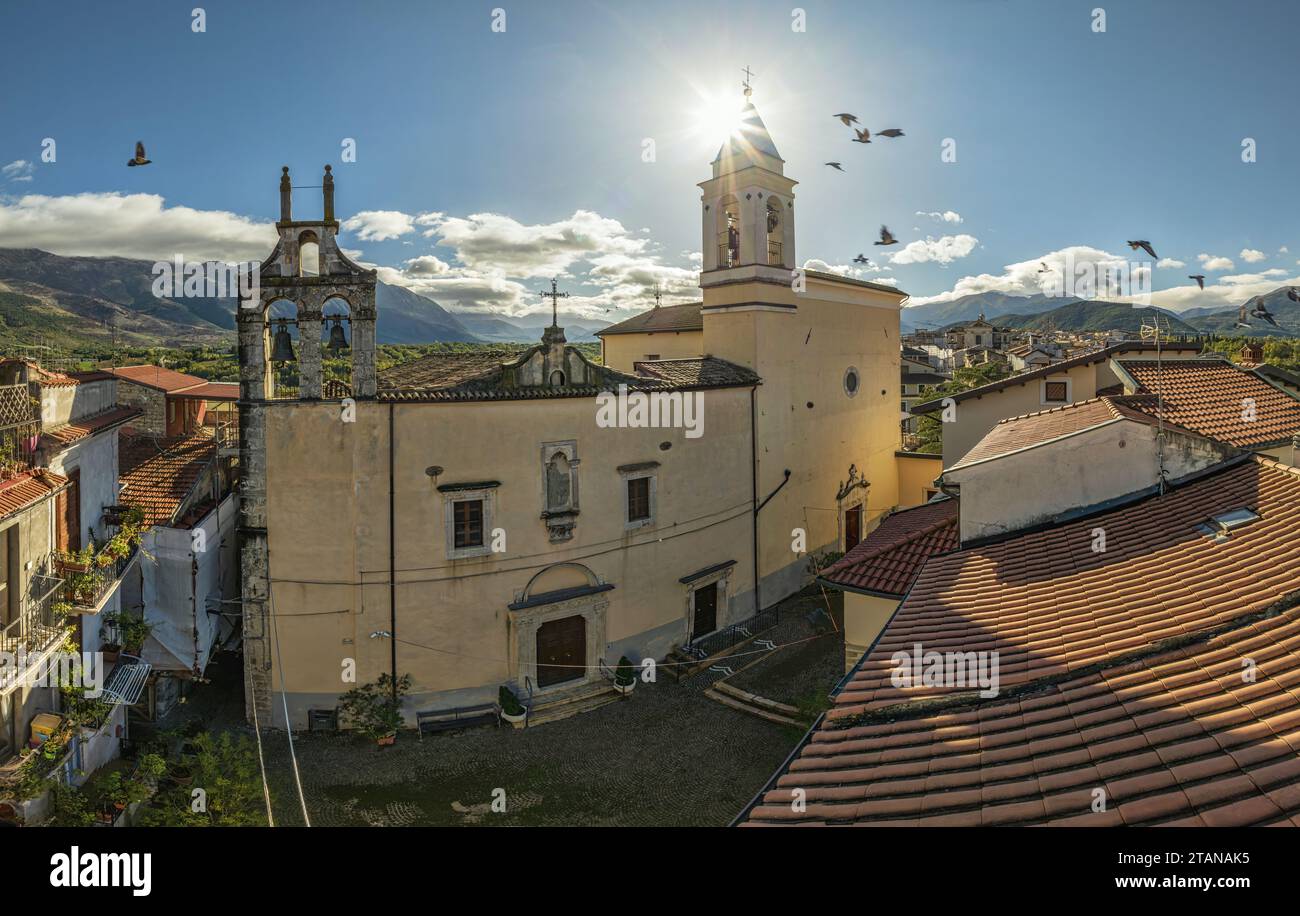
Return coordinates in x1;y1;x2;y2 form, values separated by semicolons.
341;210;416;242
403;254;450;276
1197;253;1235;271
0;191;275;261
889;234;978;266
905;246;1139;306
1280;246;1289;254
915;210;963;225
2;160;34;182
1156;257;1185;269
1239;248;1267;264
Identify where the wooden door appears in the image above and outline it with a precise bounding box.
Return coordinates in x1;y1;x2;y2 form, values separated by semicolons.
845;505;862;551
536;616;585;688
692;582;718;641
57;469;81;552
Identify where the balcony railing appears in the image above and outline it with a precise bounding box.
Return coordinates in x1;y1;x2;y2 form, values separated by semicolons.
0;383;40;474
766;240;783;266
0;571;67;669
56;539;138;611
717;243;738;269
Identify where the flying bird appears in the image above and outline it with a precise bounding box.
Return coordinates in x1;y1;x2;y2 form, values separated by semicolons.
127;141;151;167
1037;262;1050;273
1126;240;1158;259
1288;287;1300;302
876;129;905;138
875;225;898;246
852;128;871;144
834;113;859;126
1189;274;1205;289
825;162;844;171
1236;301;1251;329
853;254;870;264
1250;295;1279;327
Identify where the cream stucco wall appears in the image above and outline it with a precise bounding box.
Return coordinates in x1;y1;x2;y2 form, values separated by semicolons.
945;420;1237;542
262;386;757;718
842;591;899;674
702;274;905;602
895;453;942;508
601;330;704;373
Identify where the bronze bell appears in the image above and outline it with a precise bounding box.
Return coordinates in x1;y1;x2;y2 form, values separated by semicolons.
270;318;296;363
327;316;349;353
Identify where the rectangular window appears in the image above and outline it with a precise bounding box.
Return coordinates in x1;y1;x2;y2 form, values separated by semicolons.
1044;381;1068;402
645;354;660;361
453;499;484;549
627;477;651;522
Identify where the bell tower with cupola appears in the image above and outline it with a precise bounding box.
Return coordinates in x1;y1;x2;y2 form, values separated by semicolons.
698;87;797;286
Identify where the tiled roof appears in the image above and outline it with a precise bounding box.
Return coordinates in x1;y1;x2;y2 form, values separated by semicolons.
0;470;68;520
742;457;1300;826
1115;358;1300;448
819;499;959;597
168;381;240;401
632;357;760;389
950;396;1207;469
0;359;79;387
40;406;141;449
106;365;209;393
378;348;527;390
596;303;703;336
119;433;217;527
910;341;1203;414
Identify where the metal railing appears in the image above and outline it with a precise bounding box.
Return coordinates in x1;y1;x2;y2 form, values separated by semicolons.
0;573;67;664
686;605;779;661
717;243;738;269
56;540;138;610
767;240;783;266
0;384;40;474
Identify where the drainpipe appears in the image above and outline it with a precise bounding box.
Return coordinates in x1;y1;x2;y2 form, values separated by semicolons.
388;403;398;702
750;388;759;615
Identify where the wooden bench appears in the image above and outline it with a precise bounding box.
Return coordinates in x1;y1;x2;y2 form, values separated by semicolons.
416;704;498;738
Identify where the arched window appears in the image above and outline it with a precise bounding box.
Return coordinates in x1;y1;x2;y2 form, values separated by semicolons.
322;296;353;397
717;195;740;268
298;231;319;277
266;299;300;399
765;199;782;265
549;369;566;387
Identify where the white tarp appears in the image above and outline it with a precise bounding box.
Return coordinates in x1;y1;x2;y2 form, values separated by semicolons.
139;495;238;675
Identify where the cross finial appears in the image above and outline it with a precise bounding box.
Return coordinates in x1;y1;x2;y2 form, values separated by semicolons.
742;65;754;97
539;277;569;327
653;283;662;309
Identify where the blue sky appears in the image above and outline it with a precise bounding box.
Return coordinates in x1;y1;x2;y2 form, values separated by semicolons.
2;0;1298;320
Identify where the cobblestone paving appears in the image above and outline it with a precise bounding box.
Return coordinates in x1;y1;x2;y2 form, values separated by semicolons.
259;674;803;826
728;588;844;710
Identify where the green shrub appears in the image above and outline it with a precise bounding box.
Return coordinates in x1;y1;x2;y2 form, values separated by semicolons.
498;684;525;716
614;656;635;687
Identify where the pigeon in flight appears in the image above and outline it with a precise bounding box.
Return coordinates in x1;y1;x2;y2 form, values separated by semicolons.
852;128;871;144
1235;301;1251;329
825;162;844;171
875;225;898;246
1037;262;1050;273
1126;240;1158;259
834;113;859;126
1189;274;1205;290
127;141;151;167
876;129;905;138
1250;296;1279;327
1288;287;1300;303
853;254;870;264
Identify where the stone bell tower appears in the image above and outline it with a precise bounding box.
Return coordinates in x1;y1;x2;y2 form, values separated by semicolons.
236;165;377;725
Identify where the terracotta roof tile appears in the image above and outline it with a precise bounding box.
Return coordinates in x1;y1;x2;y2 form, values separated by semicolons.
0;469;67;520
596;302;703;336
820;499;958;596
40;406;141;449
632;357;760;389
742;456;1300;826
107;365;211;393
1114;358;1300;448
119;433;217;526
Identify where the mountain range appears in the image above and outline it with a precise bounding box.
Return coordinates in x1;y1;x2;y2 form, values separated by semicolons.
0;248;610;350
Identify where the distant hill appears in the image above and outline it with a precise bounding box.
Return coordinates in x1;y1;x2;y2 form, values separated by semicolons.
0;248;479;348
992;299;1200;335
453;309;610;343
900;292;1063;331
1186;286;1300;337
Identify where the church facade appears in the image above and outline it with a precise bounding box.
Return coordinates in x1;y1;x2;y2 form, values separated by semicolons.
238;98;925;728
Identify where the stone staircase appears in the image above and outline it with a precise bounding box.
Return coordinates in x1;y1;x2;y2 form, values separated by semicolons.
704;680;802;727
523;679;622;728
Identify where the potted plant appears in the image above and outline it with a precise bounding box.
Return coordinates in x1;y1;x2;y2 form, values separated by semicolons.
613;656;637;695
337;673;411;745
498;685;527;726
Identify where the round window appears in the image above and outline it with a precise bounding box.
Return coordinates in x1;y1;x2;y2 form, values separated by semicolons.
843;367;860;397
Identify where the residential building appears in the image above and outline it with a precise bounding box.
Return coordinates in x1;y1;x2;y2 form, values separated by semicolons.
597;302;703;368
105;365;238;439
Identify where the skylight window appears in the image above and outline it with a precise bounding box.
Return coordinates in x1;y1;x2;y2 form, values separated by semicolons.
1197;507;1260;542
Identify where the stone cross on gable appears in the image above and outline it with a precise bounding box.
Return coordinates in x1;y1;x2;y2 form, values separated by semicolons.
540;277;569;327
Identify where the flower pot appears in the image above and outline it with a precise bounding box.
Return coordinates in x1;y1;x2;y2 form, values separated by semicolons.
170;768;193;786
376;733;396;746
101;646;121;664
500;708;527;727
614;678;636;695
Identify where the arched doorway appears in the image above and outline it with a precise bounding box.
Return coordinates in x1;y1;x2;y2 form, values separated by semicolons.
536;616;585;688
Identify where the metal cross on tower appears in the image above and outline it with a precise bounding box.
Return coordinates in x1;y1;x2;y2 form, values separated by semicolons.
653;282;663;308
742;65;754;97
540;277;569;327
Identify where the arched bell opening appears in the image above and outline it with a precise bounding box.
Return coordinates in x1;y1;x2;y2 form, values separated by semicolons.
716;194;740;268
321;296;353;398
297;230;320;277
765;198;783;266
265;298;300;399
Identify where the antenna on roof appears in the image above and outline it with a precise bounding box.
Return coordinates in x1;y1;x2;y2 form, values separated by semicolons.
1140;315;1170;495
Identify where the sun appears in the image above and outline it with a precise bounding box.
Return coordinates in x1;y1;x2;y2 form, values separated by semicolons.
687;91;745;150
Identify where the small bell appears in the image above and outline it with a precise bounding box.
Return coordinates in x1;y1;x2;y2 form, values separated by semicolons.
271;318;296;363
327;316;349;353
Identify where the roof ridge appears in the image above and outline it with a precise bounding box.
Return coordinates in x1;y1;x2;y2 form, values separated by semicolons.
823;504;957;572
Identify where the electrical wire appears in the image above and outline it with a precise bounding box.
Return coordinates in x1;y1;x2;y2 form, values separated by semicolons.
246;673;276;827
267;586;311;826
